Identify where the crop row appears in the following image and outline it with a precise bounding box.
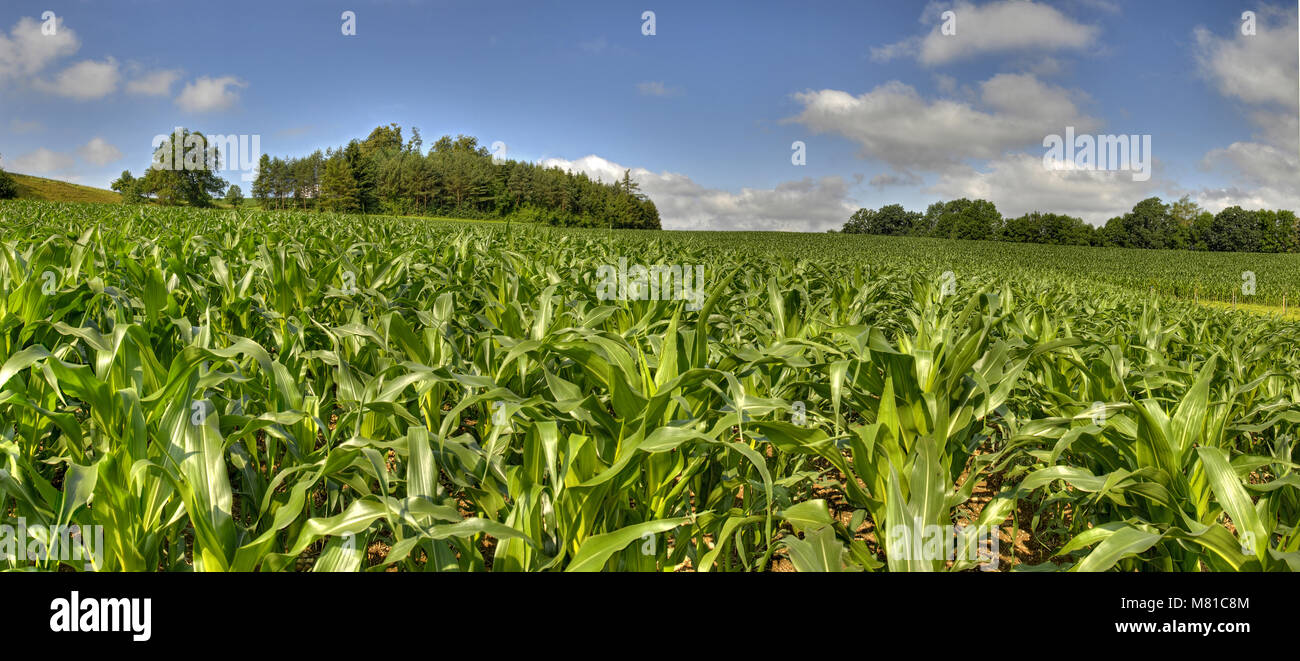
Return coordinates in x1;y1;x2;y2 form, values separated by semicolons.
1;200;1296;571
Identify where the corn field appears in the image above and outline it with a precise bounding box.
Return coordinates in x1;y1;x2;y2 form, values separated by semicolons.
1;200;1297;572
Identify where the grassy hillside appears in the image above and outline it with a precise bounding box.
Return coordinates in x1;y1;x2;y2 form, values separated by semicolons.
6;172;121;204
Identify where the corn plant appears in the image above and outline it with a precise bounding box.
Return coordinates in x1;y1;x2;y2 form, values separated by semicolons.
1;199;1297;572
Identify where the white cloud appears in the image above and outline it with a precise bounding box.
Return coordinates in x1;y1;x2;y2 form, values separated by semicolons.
1184;185;1300;216
869;37;919;63
1193;8;1299;111
927;152;1164;224
933;74;958;95
1192;7;1300;211
0;16;80;81
9;148;77;174
1247;110;1299;154
636;81;682;97
539;154;857;231
77;137;123;166
1196;140;1299;211
9;118;44;134
872;1;1100;66
1201;141;1297;192
126;68;181;96
787;73;1098;173
34;57;119;100
175;75;247;112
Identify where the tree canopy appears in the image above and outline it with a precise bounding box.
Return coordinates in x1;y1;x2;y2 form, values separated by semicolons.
841;195;1299;254
114;129;228;207
0;157;16;200
248;124;660;229
106;124;660;229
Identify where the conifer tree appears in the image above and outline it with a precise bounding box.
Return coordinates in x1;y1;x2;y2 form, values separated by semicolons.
319;156;360;212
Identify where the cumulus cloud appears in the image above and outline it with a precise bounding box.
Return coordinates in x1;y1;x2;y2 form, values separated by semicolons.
8;148;77;174
1247;110;1299;154
872;1;1100;66
928;152;1164;224
1182;185;1300;216
0;16;80;81
0;14;119;100
1193;8;1299;110
33;57;119;99
175;75;246;112
539;154;857;231
933;74;959;95
1195;140;1299;212
786;73;1098;173
126;68;181;96
1202;141;1296;192
1191;7;1299;210
77;137;123;166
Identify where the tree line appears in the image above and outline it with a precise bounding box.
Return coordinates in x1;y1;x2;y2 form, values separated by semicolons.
840;196;1300;253
109;124;661;229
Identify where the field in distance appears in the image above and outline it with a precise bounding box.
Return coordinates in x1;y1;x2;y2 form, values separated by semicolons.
659;228;1300;311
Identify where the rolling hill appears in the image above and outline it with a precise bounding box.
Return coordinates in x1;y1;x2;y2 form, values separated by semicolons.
5;172;121;204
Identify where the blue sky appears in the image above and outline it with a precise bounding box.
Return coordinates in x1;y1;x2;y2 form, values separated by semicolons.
1;0;1297;230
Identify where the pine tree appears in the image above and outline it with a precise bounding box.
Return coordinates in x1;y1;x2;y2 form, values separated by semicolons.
236;124;661;228
319;156;360;212
252;154;272;208
621;169;642;198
